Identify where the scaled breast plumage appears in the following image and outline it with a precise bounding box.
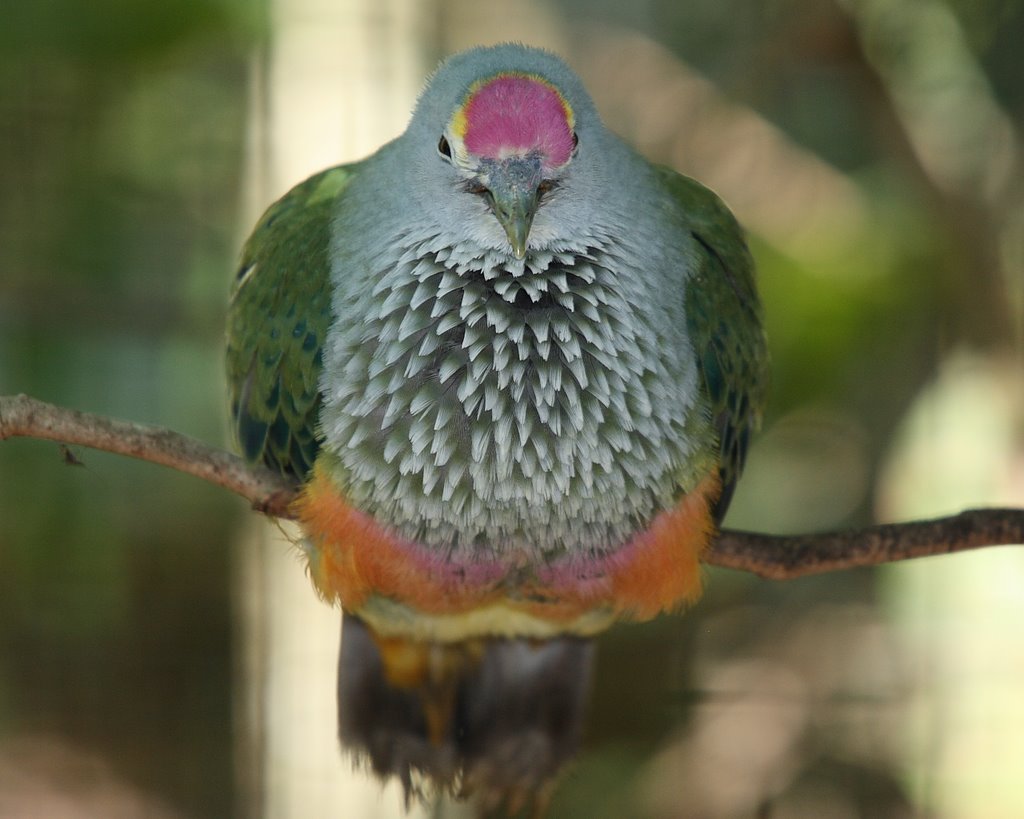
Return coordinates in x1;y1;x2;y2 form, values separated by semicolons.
318;234;713;558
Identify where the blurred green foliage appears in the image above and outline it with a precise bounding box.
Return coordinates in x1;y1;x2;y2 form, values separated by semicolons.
0;1;260;815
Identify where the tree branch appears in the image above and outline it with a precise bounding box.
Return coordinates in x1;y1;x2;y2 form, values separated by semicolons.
3;394;1022;577
0;393;297;518
711;510;1024;579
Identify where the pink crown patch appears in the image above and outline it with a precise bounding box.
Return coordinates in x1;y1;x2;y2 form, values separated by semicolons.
460;74;576;169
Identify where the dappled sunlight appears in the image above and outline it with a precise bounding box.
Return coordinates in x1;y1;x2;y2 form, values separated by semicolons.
879;352;1024;818
575;30;873;273
854;0;1020;203
878;352;1024;519
633;602;915;818
0;734;187;819
639;658;809;817
726;406;871;533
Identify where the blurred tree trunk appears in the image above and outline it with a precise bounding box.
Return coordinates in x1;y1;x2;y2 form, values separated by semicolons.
236;2;432;816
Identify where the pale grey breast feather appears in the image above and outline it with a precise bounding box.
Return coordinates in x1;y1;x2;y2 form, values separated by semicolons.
319;234;704;559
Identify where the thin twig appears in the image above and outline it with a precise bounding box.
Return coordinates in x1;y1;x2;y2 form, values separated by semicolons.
711;510;1024;579
2;393;1022;577
0;393;298;518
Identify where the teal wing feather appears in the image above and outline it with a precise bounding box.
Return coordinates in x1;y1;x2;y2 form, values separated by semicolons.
659;168;769;521
225;165;354;481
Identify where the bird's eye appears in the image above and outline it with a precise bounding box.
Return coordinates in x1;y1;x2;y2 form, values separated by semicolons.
438;135;452;160
571;131;579;150
538;180;556;195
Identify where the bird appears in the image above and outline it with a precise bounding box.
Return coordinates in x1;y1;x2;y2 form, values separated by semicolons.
226;43;768;806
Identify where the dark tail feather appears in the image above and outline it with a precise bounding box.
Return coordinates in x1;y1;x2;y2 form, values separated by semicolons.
337;615;594;812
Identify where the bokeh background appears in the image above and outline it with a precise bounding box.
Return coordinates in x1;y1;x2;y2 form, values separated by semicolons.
2;0;1023;817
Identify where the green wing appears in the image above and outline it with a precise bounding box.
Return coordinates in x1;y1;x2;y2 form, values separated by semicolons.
659;168;769;521
225;165;354;481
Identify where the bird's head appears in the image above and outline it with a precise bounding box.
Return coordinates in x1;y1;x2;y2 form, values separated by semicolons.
406;46;598;260
438;72;578;258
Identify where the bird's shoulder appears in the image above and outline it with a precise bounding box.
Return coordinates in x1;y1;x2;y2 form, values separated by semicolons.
654;167;757;301
226;163;357;479
655;165;769;519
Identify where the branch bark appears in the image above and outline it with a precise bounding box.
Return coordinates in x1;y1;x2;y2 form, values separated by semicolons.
0;393;298;518
3;393;1022;577
712;510;1024;579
